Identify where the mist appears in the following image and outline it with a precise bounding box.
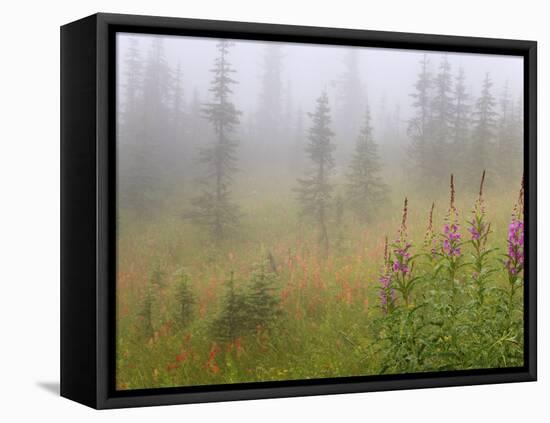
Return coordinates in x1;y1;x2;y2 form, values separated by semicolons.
115;32;523;218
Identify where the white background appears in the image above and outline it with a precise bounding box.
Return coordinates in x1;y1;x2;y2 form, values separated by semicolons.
1;0;546;421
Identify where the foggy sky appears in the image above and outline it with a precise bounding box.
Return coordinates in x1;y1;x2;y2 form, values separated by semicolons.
117;32;523;132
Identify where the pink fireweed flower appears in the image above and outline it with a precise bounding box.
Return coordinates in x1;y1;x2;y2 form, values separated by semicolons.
378;236;396;313
505;176;524;277
383;198;417;308
506;219;524;274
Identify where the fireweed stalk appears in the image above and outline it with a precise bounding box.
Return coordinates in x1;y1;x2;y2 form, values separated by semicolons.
504;176;524;323
441;175;463;298
467;171;494;306
423;202;437;260
389;198;419;307
378;236;396;313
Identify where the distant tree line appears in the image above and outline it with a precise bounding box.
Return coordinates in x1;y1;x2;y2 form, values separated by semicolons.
117;37;523;255
407;54;523;192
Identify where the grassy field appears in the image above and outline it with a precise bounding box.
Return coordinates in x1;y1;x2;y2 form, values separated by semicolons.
115;173;524;390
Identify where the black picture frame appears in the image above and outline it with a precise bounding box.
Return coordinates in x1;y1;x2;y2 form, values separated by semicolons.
60;12;537;409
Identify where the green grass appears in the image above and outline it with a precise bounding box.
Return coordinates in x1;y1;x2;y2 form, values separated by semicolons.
115;173;523;390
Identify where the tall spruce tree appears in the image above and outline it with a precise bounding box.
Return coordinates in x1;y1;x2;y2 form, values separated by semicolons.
467;73;498;187
118;37;144;212
256;44;284;154
120;37;143;126
289;107;305;174
120;37;171;216
496;82;522;183
186;40;241;242
451;68;470;156
168;63;188;189
407;54;433;186
296;92;336;257
430;56;455;181
336;49;365;159
346;104;388;223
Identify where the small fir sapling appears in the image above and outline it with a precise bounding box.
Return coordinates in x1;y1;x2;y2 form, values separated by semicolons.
211;270;249;343
247;260;281;332
174;269;196;329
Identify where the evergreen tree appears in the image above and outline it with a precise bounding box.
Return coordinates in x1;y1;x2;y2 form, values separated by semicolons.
139;278;156;339
149;260;165;288
496;82;522;183
188;87;210;168
174;270;196;329
296;92;336;257
450;67;471;175
120;37;143;126
336;49;365;158
467;73;498;187
186;40;242;242
122;37;171;216
211;271;249;342
333;192;346;251
407;54;433;186
247;260;280;331
118;37;145;213
256;44;284;153
430;56;455;181
346;105;388;223
164;62;188;192
288;107;305;174
171;63;187;157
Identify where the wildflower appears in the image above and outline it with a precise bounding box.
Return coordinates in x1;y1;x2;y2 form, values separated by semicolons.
505;177;524;276
392;198;413;275
378;236;396;313
467;170;489;243
386;198;417;308
441;175;462;258
424;202;437;257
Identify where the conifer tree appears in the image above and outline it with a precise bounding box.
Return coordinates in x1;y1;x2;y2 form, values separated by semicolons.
496;82;522;183
247;260;280;331
467;73;498;187
118;37;145;213
336;49;365;157
407;54;433;185
171;63;187;160
174;269;196;329
257;44;284;149
122;37;172;216
430;56;455;181
289;107;305;174
149;261;165;288
160;62;188;193
211;271;249;342
139;277;157;339
120;37;143;126
450;67;471;174
346;104;388;223
296;92;336;257
186;40;242;242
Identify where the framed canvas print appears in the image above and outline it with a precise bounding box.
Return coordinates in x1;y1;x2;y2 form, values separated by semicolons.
60;13;537;409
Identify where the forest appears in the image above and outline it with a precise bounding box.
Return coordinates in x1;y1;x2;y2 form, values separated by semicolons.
115;34;524;390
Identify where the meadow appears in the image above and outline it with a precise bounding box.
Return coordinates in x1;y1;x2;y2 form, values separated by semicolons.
115;171;524;390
